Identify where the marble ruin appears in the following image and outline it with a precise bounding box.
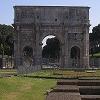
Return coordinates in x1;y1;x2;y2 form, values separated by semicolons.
13;6;90;73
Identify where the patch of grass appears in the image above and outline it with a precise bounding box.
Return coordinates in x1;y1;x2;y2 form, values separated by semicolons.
0;76;56;100
1;69;100;78
90;52;100;58
0;69;100;100
0;69;16;75
25;69;100;79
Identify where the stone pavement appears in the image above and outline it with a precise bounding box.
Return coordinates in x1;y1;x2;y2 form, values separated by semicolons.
46;79;100;100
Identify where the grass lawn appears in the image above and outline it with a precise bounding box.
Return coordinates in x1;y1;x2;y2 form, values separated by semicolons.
26;69;100;79
1;68;100;78
0;69;16;75
94;52;100;57
0;69;100;100
90;52;100;57
0;76;56;100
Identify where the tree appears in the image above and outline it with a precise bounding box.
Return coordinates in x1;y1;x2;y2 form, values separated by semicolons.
0;24;14;68
0;24;14;56
90;24;100;55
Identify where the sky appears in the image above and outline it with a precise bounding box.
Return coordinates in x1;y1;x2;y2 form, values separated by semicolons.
0;0;100;32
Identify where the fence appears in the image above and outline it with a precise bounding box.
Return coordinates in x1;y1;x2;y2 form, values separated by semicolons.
0;55;14;69
90;57;100;68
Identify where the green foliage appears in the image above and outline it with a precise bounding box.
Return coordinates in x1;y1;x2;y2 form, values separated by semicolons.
0;24;14;36
92;24;100;41
0;24;14;56
90;24;100;55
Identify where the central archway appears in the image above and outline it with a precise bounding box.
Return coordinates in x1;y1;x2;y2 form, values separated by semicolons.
42;35;61;67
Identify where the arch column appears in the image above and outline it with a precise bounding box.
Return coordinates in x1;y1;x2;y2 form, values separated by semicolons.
35;24;42;67
64;31;69;68
82;25;89;68
14;24;22;68
60;43;65;68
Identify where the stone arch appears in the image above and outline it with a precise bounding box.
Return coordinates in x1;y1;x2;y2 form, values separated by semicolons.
41;33;63;45
70;46;80;67
14;6;90;73
41;33;62;65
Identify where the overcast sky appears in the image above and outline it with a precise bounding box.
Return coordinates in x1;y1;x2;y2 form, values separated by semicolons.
0;0;100;32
